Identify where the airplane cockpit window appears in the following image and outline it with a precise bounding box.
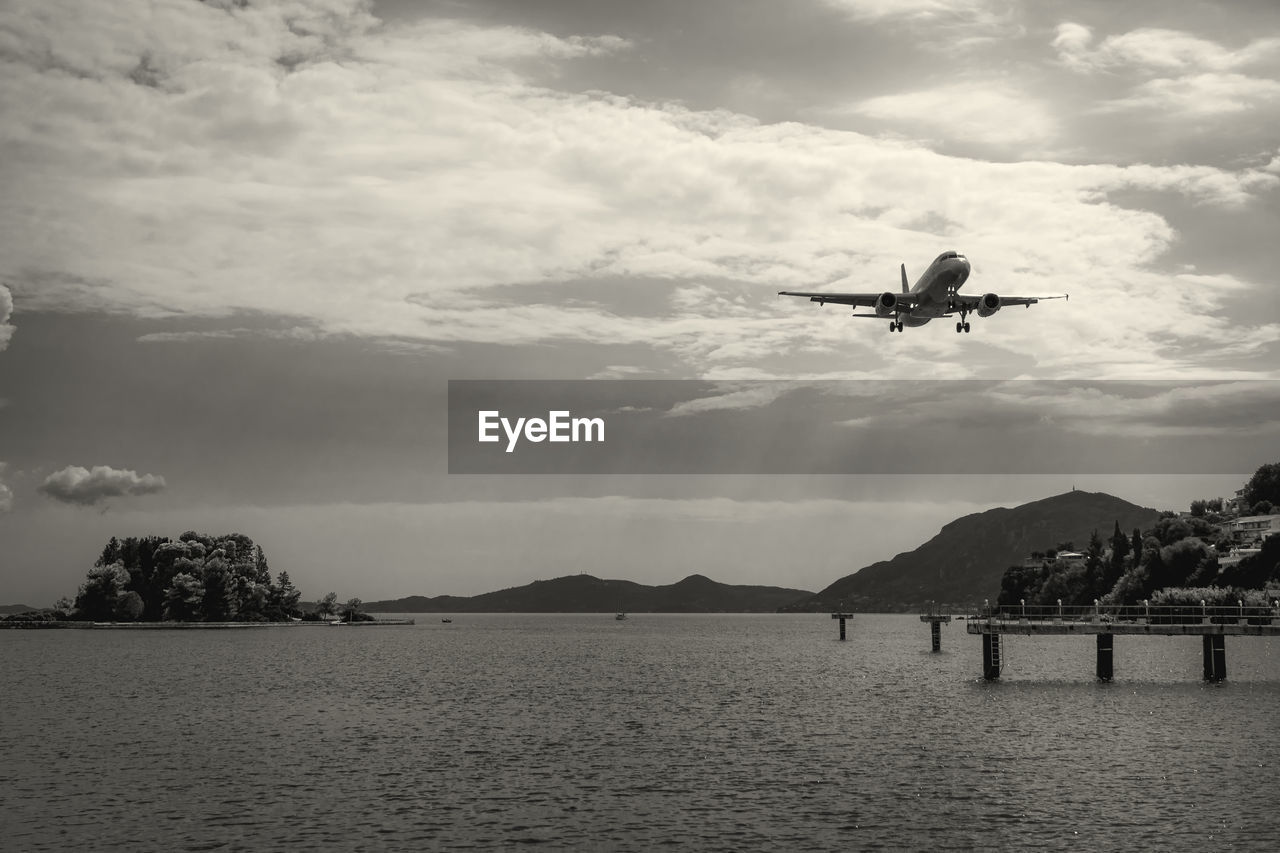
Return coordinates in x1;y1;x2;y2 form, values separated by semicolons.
935;251;959;263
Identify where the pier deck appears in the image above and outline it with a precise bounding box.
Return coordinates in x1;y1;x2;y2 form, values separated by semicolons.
965;604;1280;636
959;604;1280;682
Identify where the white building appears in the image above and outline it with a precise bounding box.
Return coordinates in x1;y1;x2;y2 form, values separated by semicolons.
1221;514;1280;546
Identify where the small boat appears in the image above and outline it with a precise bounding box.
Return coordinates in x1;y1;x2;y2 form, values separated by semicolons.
615;612;627;621
441;618;452;623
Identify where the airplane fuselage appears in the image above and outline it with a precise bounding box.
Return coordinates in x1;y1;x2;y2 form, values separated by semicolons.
900;252;971;326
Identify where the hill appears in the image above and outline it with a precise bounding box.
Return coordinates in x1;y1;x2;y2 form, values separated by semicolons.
780;490;1163;612
0;604;35;615
364;574;812;613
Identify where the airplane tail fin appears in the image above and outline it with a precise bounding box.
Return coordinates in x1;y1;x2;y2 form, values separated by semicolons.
901;264;908;293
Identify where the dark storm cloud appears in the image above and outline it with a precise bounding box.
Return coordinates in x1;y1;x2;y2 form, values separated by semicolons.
38;465;167;506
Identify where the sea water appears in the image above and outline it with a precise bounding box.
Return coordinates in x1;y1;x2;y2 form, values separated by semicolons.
3;614;1279;850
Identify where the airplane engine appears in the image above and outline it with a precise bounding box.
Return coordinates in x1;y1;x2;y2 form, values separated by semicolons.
874;292;898;317
976;293;1001;317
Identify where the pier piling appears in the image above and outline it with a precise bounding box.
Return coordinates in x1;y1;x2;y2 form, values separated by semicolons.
1202;634;1226;681
831;612;853;641
982;633;1001;680
918;608;952;652
1096;633;1114;682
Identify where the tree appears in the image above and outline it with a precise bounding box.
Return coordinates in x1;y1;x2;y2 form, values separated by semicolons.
200;557;235;621
1148;539;1211;592
1218;534;1280;589
233;576;269;621
1084;529;1105;601
272;571;301;619
253;545;271;585
340;597;363;622
1152;517;1192;547
147;542;192;620
1131;528;1143;564
1104;564;1150;605
114;591;145;621
163;572;205;621
97;537;121;568
74;563;131;621
1252;500;1274;516
1243;462;1280;509
1106;521;1130;590
1036;564;1089;607
997;564;1044;606
316;592;339;619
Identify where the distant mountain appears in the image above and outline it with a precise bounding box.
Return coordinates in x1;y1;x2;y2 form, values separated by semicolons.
364;574;812;613
781;491;1163;613
0;604;35;615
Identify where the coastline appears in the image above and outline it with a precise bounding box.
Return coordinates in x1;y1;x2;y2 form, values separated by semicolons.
0;618;416;629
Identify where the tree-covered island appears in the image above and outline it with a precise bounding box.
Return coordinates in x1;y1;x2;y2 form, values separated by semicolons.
2;531;364;625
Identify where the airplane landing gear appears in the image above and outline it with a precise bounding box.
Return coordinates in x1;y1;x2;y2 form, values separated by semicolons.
889;319;903;332
955;311;971;333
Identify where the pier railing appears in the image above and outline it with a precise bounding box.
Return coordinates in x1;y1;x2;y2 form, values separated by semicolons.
973;603;1279;626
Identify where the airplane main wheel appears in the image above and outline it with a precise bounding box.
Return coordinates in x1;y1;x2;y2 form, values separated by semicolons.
889;321;896;332
964;322;971;333
896;321;903;332
956;322;963;333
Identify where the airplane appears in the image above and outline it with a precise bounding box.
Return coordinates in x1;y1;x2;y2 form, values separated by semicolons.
777;251;1067;333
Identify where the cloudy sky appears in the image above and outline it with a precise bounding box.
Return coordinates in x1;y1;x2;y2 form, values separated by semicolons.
1;0;1277;606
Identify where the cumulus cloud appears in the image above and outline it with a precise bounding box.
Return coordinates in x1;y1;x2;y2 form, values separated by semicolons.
821;0;1025;54
1096;73;1280;116
38;465;167;506
1054;25;1280;74
0;0;1276;381
0;284;14;352
844;82;1059;148
0;463;13;512
1054;24;1280;118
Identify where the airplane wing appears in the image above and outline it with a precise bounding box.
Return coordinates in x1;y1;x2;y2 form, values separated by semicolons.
947;293;1068;313
777;291;922;308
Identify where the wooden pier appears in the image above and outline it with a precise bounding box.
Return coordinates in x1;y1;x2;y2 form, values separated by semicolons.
964;601;1280;682
831;612;854;640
